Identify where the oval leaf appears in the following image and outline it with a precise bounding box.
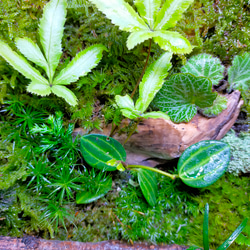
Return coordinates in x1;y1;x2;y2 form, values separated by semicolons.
178;140;230;188
80;134;126;171
137;168;157;206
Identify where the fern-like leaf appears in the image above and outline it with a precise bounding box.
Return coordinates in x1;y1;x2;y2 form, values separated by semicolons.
39;0;67;81
51;85;78;106
53;44;107;85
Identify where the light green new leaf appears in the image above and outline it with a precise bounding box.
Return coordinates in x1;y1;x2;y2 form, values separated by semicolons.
135;52;172;113
53;44;107;85
0;40;48;85
141;111;170;119
154;0;194;30
51;85;77;106
27;82;51;96
134;0;161;28
39;0;67;81
127;30;154;50
89;0;149;32
181;53;225;85
15;37;50;76
153;30;193;54
228;52;250;91
120;108;140;119
115;94;135;110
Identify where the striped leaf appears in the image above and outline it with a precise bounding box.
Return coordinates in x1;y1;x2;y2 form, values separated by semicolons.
0;40;48;85
154;0;194;30
178;140;230;188
80;134;126;171
88;0;149;32
127;30;154;50
134;0;161;28
228;52;250;91
53;44;107;85
51;85;78;106
137;168;157;207
135;52;172;113
39;0;67;81
15;37;50;76
181;54;225;85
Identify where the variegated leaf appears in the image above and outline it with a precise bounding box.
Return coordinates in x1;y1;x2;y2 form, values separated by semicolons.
15;37;50;76
134;0;161;28
39;0;67;81
181;53;225;85
51;85;78;106
153;30;193;54
0;40;48;85
127;30;154;50
88;0;149;32
135;52;172;113
27;82;51;96
154;0;194;30
53;44;107;85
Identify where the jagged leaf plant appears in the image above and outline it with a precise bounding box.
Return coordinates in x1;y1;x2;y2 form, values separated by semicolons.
0;0;107;106
88;0;193;53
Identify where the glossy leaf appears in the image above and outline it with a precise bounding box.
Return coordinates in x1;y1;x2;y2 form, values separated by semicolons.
51;85;77;106
137;168;157;206
178;140;230;188
153;30;193;54
88;0;149;32
153;73;217;123
181;53;225;85
80;134;126;171
27;82;51;96
154;0;194;30
53;45;107;85
135;52;172;113
39;0;67;81
203;203;209;250
228;52;250;91
127;30;154;50
76;176;112;204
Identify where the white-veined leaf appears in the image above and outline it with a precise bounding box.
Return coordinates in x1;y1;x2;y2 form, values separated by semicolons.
53;44;107;85
135;52;172;113
15;37;50;76
153;30;193;54
134;0;161;28
0;40;48;85
39;0;67;81
141;111;170;119
51;85;78;106
154;0;194;30
115;94;135;110
88;0;149;32
127;30;154;50
27;81;51;96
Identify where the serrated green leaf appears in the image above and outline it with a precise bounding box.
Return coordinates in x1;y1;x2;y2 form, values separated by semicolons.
76;176;112;204
153;30;193;54
120;108;141;119
0;40;48;84
80;134;126;171
154;0;194;30
115;94;135;110
153;73;217;123
228;52;250;91
137;168;157;207
135;52;172;113
181;53;225;85
178;140;230;188
39;0;67;81
53;44;107;85
27;82;51;96
88;0;149;32
51;85;78;106
134;0;161;28
235;225;250;246
127;30;154;50
15;37;50;76
141;111;170;119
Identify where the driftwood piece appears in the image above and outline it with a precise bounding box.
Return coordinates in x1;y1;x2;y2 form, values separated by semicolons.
74;91;243;166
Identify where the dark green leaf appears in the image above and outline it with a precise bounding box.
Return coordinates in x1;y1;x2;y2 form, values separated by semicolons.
178;140;230;188
80;134;126;171
203;203;209;250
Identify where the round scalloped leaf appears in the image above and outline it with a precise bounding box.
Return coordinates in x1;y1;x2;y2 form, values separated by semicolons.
178;140;230;188
153;73;217;123
181;53;225;85
80;134;126;171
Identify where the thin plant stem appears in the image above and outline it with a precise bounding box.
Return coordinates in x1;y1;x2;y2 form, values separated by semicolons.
122;118;141;145
130;39;152;99
128;164;178;180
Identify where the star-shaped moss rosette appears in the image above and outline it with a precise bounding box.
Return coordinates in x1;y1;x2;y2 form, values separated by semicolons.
153;73;218;123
